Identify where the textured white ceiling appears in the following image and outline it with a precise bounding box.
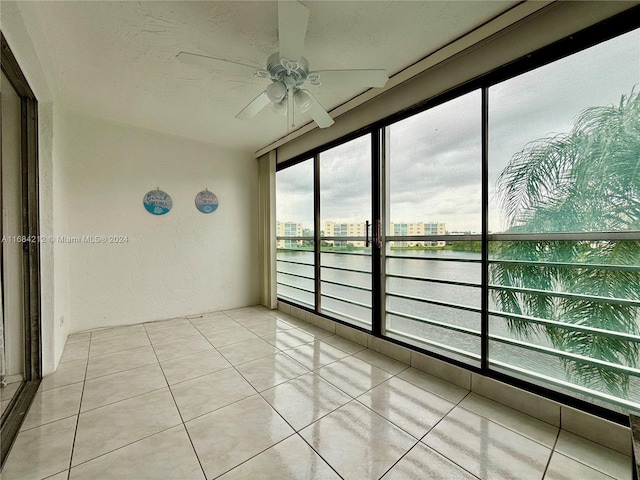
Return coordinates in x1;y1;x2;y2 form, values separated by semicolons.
22;1;519;153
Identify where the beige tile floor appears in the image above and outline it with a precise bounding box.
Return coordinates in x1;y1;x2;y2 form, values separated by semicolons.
1;305;633;480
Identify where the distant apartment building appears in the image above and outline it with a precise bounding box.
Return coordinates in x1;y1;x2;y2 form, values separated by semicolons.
324;221;367;247
389;222;446;247
321;221;446;247
276;221;303;248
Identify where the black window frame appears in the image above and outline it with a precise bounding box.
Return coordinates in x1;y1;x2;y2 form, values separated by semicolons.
275;5;640;425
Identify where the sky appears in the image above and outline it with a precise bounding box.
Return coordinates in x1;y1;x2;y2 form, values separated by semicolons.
277;29;640;234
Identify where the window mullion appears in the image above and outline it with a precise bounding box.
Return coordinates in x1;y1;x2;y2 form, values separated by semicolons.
481;87;489;372
314;153;321;313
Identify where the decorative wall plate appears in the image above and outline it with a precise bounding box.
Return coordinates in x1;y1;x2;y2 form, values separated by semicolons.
143;189;173;215
195;189;219;214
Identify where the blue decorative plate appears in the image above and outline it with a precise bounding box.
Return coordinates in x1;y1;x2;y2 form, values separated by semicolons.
195;190;219;214
143;189;173;215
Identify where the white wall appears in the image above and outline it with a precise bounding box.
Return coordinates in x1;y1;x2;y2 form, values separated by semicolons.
57;109;259;333
3;1;259;370
38;102;69;376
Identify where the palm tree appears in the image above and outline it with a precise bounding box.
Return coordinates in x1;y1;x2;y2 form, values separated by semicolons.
491;89;640;399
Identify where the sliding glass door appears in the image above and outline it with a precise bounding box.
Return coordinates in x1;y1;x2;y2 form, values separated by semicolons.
319;134;374;328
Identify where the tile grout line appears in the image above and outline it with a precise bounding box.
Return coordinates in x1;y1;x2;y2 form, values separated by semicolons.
411;389;485;480
245;348;352;480
65;329;92;479
351;379;447;440
418;403;480;478
376;438;426;480
223;319;350;478
83;342;153;361
541;428;562;479
65;425;185;472
61;310;552;476
27;340;375;432
145;320;209;480
454;399;559;451
54;307;630;480
36;310;314;478
549;430;629;479
297;432;346;480
81;349;159;383
248;342;409;479
209;433;301;479
60;327;185;473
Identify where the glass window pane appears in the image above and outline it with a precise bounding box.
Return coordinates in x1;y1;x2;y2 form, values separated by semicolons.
488;28;640;414
320;134;371;228
277;159;314;238
489;29;640;234
319;134;372;327
385;90;482;364
388;90;482;232
276;159;314;307
320;247;372;327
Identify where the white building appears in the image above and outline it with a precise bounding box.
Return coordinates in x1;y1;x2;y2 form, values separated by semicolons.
323;221;367;247
389;222;446;247
276;221;304;248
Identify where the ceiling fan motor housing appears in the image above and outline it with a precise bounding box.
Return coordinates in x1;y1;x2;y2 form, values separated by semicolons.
267;52;309;86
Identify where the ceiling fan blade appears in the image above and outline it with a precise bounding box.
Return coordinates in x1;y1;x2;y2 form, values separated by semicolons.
177;52;260;76
304;91;335;128
236;91;271;120
312;69;389;88
278;0;310;62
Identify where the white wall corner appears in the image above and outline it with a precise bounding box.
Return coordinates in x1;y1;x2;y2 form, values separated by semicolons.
37;102;60;375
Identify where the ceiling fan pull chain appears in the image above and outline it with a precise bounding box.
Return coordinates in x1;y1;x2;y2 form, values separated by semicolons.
288;87;295;130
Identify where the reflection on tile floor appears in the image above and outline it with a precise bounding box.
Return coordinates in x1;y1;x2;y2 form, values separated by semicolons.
1;305;633;479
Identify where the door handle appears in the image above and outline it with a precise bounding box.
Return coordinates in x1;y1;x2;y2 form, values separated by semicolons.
365;220;371;247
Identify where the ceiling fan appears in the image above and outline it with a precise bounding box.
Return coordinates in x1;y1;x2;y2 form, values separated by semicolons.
177;0;389;129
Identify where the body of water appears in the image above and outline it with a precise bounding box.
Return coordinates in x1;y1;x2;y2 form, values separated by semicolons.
276;248;639;413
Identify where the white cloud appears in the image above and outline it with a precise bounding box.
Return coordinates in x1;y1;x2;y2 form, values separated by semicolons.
277;30;640;234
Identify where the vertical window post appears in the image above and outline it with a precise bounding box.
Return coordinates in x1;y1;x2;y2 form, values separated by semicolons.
314;153;321;312
481;87;489;372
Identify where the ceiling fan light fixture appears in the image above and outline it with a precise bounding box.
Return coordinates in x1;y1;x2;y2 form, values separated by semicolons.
266;81;287;103
294;89;312;113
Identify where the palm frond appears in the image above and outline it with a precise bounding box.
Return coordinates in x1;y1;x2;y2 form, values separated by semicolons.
494;89;640;398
